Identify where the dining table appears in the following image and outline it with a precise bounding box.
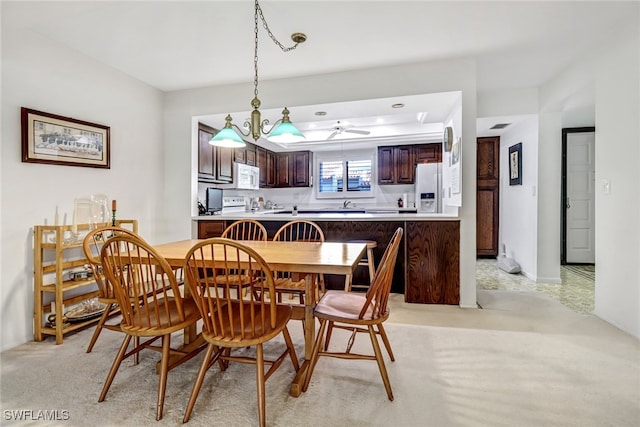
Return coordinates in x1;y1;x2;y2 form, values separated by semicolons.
152;238;367;397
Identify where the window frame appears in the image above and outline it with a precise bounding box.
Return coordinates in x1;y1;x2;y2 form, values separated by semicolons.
315;151;376;199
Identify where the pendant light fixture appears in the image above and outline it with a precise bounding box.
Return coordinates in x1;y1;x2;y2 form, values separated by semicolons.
210;0;306;147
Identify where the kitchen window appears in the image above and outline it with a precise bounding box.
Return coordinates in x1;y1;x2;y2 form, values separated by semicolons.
316;153;374;199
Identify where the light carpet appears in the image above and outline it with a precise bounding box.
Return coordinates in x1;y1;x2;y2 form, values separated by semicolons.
1;291;639;426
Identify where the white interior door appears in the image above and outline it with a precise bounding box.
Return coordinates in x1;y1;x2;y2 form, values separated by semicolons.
566;132;595;263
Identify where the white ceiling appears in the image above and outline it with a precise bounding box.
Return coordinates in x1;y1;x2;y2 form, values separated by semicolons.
4;1;636;145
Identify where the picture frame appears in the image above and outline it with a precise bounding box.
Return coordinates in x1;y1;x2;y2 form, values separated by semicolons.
21;107;110;169
509;142;522;185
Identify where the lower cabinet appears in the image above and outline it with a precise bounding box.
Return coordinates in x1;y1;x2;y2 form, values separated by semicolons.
196;219;460;304
405;221;460;304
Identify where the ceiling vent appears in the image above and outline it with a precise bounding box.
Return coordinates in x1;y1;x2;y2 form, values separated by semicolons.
490;123;511;130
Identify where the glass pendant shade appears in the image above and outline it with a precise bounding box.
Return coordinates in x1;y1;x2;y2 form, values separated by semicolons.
210;118;246;148
267;121;306;143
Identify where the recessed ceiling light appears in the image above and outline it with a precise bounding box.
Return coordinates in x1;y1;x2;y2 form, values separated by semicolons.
315;111;327;116
392;103;404;109
376;117;385;124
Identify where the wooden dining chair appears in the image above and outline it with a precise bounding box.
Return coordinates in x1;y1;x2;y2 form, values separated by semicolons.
302;227;403;401
82;225;143;355
222;219;267;241
99;235;202;421
182;238;299;426
221;219;268;298
272;219;325;304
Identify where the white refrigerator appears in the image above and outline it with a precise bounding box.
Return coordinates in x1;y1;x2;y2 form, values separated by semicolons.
415;163;442;213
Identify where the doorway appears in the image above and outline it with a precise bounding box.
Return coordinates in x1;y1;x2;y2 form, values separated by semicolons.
561;127;596;264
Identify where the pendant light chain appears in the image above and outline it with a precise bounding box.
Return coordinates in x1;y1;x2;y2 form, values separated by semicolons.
211;0;306;146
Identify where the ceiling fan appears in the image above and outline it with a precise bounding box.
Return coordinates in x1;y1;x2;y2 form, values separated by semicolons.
326;121;371;140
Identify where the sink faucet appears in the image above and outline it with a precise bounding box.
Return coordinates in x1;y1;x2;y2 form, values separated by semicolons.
343;200;352;208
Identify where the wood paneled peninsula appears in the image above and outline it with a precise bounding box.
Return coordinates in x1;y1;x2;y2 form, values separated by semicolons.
193;212;459;305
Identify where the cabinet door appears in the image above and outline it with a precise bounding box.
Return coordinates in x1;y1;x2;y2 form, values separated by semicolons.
395;145;415;184
266;150;276;187
245;146;256;166
477;137;500;256
234;147;246;164
198;221;226;238
216;147;233;183
256;147;267;187
275;153;291;187
198;126;215;178
405;221;460;304
292;151;311;187
377;146;395;184
415;143;442;163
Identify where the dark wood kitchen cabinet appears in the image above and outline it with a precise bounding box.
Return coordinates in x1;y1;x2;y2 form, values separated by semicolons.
415;143;442;163
256;146;276;187
477;136;500;257
275;153;291;187
235;143;257;166
378;145;415;184
275;151;312;188
198;220;227;238
198;123;233;183
405;221;460;304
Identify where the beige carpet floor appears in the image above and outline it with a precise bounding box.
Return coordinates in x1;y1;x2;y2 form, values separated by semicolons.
1;291;639;426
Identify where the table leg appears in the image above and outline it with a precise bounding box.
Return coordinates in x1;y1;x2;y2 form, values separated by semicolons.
289;272;315;397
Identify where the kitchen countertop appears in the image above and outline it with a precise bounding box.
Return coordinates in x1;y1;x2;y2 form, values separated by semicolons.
193;210;458;221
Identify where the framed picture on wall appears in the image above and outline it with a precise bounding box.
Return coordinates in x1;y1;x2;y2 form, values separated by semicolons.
509;142;522;185
21;107;110;169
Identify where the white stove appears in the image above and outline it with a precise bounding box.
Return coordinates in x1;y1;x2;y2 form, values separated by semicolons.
222;197;246;213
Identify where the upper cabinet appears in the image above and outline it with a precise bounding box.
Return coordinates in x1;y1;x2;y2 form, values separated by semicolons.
234;144;257;166
275;151;312;188
377;143;441;185
198;123;234;184
256;146;276;188
377;145;415;184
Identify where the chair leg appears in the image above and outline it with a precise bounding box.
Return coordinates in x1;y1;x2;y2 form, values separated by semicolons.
86;303;114;353
281;326;299;372
99;334;132;402
256;343;266;427
156;335;171;421
183;343;217;423
367;325;394;401
376;323;395;361
302;319;327;392
323;321;334;351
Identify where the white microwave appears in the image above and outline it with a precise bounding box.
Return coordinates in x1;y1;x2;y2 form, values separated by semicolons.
233;162;260;190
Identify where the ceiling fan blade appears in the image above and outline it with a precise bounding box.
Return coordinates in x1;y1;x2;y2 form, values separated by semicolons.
345;129;370;135
327;130;339;140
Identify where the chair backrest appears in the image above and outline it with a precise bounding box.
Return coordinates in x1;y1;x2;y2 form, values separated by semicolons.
273;220;324;243
184;238;279;342
100;235;188;332
360;227;403;320
83;225;144;300
222;219;267;241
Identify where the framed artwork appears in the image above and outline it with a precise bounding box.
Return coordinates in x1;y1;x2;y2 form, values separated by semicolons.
21;107;110;169
509;142;522;185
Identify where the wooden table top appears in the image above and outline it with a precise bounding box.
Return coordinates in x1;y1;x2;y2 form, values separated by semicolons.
154;239;366;276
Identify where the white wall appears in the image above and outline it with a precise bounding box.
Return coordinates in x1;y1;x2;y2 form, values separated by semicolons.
1;15;164;350
591;27;640;337
538;22;639;337
498;116;539;279
164;59;479;308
